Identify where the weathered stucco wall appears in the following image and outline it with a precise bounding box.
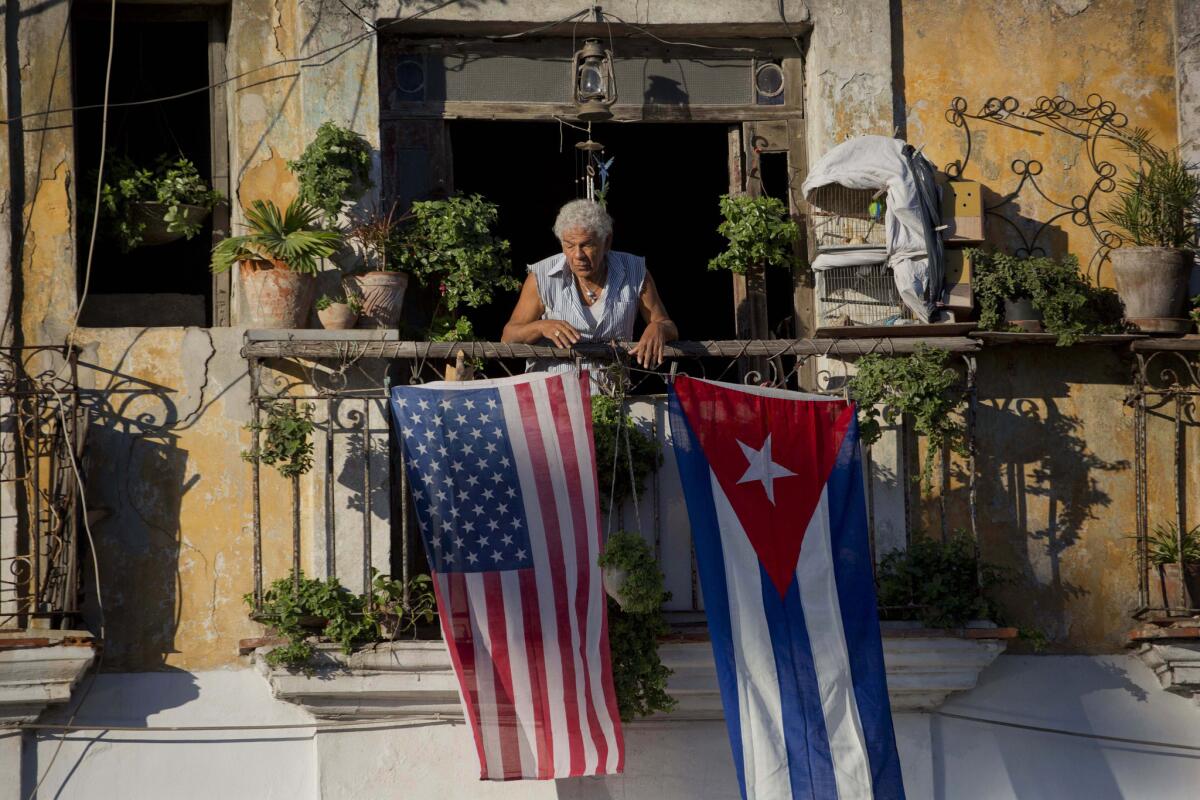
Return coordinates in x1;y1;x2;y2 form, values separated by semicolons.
1;0;1190;673
900;0;1179;283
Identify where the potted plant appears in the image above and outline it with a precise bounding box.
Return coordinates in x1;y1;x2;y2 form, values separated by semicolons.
395;193;519;343
1190;295;1200;337
315;292;361;330
288;121;374;223
211;199;341;329
344;204;411;329
1100;136;1200;333
591;394;661;510
96;154;223;251
597;530;676;720
708;193;801;275
970;250;1123;345
847;345;967;483
875;530;1009;628
1145;523;1200;613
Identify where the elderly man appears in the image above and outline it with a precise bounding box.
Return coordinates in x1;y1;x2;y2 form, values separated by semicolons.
501;199;677;368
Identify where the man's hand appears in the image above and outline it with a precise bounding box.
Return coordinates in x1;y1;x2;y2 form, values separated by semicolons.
539;319;582;349
629;320;670;368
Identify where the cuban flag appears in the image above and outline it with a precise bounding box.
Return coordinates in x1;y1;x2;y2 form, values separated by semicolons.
668;376;904;800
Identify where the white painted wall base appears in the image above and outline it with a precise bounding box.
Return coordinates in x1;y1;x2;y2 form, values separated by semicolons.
11;655;1200;799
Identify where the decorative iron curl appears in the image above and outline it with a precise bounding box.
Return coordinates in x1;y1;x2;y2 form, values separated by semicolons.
1136;351;1200;394
944;93;1134;283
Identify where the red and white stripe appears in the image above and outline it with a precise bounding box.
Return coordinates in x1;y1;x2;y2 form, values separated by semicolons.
430;372;623;781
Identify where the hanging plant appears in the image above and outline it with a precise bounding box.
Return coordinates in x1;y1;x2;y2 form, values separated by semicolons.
288;122;374;221
708;194;800;274
970;250;1123;346
591;394;661;509
242;401;316;478
597;531;676;720
93;154;223;252
847;345;967;483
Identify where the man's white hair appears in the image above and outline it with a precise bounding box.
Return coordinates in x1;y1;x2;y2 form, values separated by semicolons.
553;199;613;242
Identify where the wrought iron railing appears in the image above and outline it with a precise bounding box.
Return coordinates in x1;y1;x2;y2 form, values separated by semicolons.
241;336;983;623
1130;340;1200;617
0;346;85;629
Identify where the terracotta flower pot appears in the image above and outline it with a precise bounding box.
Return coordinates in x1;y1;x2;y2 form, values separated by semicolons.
1149;562;1200;613
239;259;317;329
1110;247;1192;333
352;271;409;329
1003;296;1044;333
317;303;359;330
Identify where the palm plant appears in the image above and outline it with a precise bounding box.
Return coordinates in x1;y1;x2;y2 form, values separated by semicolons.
1101;133;1200;249
211;198;341;274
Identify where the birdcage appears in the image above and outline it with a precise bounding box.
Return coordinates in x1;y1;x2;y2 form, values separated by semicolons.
807;184;887;250
815;262;914;327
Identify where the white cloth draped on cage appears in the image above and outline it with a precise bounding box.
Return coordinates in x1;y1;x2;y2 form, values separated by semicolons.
801;135;946;326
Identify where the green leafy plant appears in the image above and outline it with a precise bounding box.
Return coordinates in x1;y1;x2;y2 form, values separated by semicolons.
288;122;374;220
875;531;1010;628
1100;135;1200;249
847;345;966;482
396;194;518;311
1190;295;1200;326
598;531;675;720
247;570;436;670
94;154;222;251
210;199;341;274
315;293;361;313
970;250;1123;346
1146;522;1200;566
242;402;316;478
708;194;801;274
591;394;661;508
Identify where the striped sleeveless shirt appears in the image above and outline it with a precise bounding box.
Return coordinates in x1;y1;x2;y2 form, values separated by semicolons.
526;250;646;377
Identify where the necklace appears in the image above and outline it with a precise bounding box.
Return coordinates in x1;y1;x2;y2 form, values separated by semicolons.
577;276;602;303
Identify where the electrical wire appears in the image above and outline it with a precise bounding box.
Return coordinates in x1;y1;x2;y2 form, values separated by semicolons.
933;711;1200;754
20;713;465;734
0;0;466;125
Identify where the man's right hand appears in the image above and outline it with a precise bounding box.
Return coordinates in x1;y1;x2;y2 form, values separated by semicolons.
539;320;582;348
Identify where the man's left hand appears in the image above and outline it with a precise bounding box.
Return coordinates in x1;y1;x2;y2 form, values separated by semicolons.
629;321;671;369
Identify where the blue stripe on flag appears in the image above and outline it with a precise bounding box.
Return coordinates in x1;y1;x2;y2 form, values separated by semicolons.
667;389;747;800
827;420;906;799
760;568;839;800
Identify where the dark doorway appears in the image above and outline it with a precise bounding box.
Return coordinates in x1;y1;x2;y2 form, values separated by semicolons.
72;5;217;327
448;120;735;341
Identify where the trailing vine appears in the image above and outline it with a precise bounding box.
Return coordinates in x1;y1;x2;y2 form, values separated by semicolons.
598;531;676;720
248;570;437;671
847;345;967;482
242;402;316;479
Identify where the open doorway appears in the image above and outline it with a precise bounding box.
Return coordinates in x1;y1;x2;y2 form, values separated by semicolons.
448;121;735;341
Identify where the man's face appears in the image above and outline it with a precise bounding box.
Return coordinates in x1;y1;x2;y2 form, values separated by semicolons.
560;228;610;280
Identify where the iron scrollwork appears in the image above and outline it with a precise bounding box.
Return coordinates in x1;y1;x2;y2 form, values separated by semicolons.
945;94;1132;282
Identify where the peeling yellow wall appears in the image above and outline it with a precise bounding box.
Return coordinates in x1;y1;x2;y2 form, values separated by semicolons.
902;0;1178;282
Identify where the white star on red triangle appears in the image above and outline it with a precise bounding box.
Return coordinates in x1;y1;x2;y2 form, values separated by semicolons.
735;434;796;505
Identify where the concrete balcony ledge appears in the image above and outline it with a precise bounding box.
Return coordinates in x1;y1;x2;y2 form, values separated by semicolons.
254;623;1012;721
1130;621;1200;701
0;630;99;725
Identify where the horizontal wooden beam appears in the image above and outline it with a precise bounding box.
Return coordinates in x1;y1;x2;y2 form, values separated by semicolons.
382;101;802;123
1131;338;1200;352
241;337;981;360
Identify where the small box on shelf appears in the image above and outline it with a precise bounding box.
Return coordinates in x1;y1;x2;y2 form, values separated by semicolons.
940;180;985;243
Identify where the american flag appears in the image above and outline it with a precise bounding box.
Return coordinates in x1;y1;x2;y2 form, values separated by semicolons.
390;370;624;781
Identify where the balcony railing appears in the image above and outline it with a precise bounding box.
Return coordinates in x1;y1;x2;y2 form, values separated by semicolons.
241;332;987;625
0;346;85;629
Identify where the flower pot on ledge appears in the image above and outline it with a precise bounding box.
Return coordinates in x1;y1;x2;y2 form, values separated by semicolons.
240;259;316;329
1110;247;1192;334
353;271;409;329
